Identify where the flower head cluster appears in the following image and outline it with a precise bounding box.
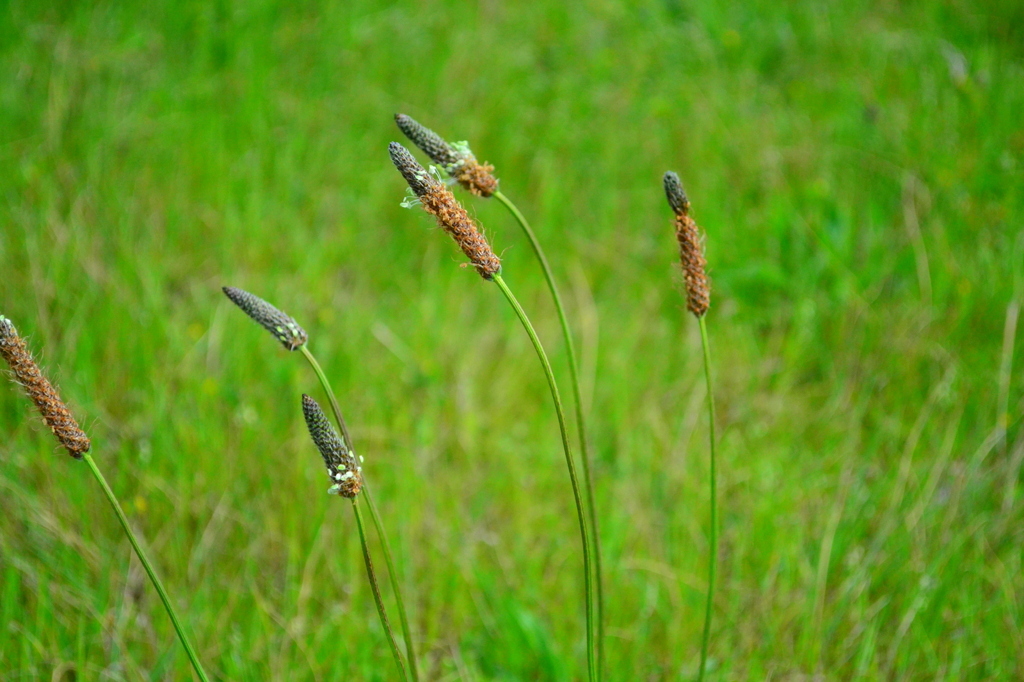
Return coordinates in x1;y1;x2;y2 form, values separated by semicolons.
395;114;499;197
390;142;501;280
664;172;710;317
301;394;363;498
0;316;91;458
223;287;308;351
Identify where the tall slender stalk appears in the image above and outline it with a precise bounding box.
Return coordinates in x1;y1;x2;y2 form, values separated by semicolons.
493;189;605;675
352;496;409;682
697;317;717;682
663;171;716;680
388;142;597;680
1;316;209;681
84;455;211;682
492;273;597;682
222;288;417;679
299;345;419;682
301;394;409;681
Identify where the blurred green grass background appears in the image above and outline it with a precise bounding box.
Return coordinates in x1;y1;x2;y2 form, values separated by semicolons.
1;0;1022;679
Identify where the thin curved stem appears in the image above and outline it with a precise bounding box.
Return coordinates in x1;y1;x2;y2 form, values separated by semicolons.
494;190;604;676
83;454;210;682
361;488;416;681
492;273;596;682
300;346;353;451
299;345;418;682
697;317;717;682
352;497;409;682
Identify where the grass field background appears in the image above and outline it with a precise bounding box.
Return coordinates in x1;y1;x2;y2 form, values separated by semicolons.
1;0;1022;679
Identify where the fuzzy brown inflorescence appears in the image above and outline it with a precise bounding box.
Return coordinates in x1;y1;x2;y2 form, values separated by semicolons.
301;394;362;498
389;142;502;280
452;160;499;198
664;172;710;317
223;286;308;351
394;114;499;197
0;316;91;458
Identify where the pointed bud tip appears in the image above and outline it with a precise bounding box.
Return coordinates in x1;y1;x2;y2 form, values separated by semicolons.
223;286;308;351
389;142;437;196
388;141;410;166
664;171;689;216
301;394;323;421
394;113;418;140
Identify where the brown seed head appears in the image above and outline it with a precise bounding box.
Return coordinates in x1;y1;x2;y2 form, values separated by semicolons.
394;114;499;197
452;157;499;198
301;394;362;498
223;287;308;351
0;316;91;458
664;172;710;317
390;142;502;280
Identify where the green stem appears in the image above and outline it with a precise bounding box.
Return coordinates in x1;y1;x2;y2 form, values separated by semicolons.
300;346;353;450
492;273;597;682
82;454;210;682
299;345;419;682
494;190;604;676
352;497;409;682
697;317;717;682
361;487;416;682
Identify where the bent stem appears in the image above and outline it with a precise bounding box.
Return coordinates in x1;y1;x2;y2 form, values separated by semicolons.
83;454;210;682
494;190;605;675
361;489;414;678
299;345;418;682
697;317;717;682
300;346;353;449
352;496;409;682
492;273;597;682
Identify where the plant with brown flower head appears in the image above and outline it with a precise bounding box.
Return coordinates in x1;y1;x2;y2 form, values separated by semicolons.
395;113;609;675
395;113;499;197
0;315;209;682
664;171;710;318
664;171;716;682
0;316;91;458
390;145;599;682
389;142;502;279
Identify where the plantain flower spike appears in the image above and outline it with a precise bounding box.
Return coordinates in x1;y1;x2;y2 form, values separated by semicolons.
395;113;499;198
0;316;91;458
222;286;308;351
664;171;710;317
301;394;362;498
389;142;502;280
